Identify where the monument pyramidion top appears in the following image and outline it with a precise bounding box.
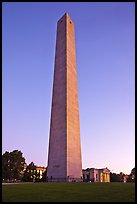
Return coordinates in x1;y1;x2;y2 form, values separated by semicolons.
57;12;74;24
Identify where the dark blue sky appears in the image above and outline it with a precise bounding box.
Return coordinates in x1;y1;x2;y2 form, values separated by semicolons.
2;2;135;174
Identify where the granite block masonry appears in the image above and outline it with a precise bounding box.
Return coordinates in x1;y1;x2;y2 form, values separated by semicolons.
47;13;82;182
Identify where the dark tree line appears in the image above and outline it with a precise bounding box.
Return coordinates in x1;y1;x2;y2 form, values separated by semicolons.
127;167;135;182
110;172;124;182
110;168;135;182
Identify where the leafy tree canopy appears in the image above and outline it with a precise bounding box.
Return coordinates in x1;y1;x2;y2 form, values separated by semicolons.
2;150;26;180
22;161;38;182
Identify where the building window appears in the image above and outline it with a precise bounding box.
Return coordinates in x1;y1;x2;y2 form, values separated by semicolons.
70;21;72;24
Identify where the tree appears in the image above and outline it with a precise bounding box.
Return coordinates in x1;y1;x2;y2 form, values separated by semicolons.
2;151;11;180
127;167;135;182
2;150;26;181
22;162;38;182
131;167;135;181
110;172;119;182
118;172;125;182
41;169;47;182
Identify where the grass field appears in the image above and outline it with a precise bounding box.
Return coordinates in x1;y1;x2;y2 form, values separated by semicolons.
2;182;135;202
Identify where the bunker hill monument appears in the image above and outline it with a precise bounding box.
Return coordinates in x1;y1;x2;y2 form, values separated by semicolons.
47;13;82;182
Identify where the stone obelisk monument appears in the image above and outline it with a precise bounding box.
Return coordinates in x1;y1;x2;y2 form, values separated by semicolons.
47;13;82;182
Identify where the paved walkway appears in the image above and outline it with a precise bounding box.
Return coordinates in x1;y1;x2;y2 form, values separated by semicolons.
2;182;32;185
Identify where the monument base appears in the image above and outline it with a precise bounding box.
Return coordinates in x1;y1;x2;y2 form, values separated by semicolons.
47;177;83;182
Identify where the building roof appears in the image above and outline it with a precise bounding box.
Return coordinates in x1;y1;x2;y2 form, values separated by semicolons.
36;166;46;171
82;167;110;172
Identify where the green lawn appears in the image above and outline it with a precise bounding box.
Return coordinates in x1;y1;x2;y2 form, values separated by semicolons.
2;182;135;202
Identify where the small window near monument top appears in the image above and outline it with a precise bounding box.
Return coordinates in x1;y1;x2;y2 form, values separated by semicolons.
70;21;72;24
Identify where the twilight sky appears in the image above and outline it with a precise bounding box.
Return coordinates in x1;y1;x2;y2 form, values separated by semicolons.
2;2;135;174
